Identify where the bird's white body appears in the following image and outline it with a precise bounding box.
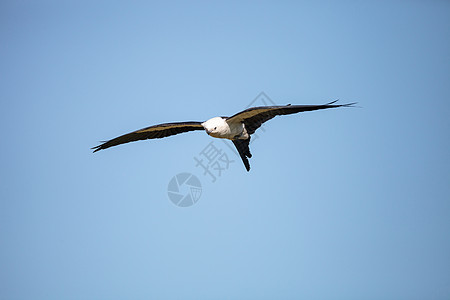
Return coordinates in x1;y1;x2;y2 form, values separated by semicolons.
201;117;249;140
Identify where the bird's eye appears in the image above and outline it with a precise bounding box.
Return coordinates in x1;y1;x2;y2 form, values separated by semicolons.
214;127;217;130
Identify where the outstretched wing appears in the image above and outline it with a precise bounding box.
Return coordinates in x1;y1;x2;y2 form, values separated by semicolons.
227;100;356;134
232;137;252;172
92;121;204;152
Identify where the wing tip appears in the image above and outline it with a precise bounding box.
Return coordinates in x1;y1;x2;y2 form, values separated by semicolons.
326;99;358;108
91;141;108;153
91;145;102;153
326;99;339;105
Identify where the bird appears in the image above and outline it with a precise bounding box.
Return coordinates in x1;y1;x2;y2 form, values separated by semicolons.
92;100;355;171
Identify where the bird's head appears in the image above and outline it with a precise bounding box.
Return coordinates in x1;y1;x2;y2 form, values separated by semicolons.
202;117;228;138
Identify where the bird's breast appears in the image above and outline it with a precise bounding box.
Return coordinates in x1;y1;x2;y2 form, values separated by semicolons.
225;121;248;140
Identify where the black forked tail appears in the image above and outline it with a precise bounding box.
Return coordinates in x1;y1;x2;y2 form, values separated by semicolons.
232;137;252;172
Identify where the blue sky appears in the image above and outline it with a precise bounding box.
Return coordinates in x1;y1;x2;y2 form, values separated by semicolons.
1;1;449;299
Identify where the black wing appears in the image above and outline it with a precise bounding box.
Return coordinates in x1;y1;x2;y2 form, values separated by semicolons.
232;137;252;172
227;100;356;134
92;121;204;152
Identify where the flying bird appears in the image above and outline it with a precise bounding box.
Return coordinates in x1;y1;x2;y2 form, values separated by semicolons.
92;100;355;171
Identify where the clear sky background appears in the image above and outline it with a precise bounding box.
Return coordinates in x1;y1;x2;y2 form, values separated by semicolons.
1;1;449;299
